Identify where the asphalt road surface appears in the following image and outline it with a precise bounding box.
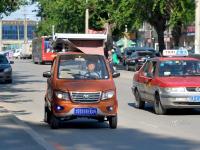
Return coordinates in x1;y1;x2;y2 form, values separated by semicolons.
1;60;200;150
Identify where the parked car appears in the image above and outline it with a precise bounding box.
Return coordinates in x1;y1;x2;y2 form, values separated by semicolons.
122;47;156;66
13;49;22;59
0;54;13;83
43;52;120;129
125;50;156;71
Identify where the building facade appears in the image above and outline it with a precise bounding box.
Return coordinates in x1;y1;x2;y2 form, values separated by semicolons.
0;20;37;51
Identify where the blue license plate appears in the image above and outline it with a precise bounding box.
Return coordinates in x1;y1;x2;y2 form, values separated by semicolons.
74;108;97;116
190;96;200;102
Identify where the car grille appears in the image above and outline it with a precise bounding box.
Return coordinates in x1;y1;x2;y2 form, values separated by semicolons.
186;87;200;92
0;69;4;72
70;92;101;103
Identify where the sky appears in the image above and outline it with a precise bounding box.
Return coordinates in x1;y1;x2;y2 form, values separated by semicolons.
2;3;40;21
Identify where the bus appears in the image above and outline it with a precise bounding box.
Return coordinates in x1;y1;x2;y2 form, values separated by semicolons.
32;36;56;64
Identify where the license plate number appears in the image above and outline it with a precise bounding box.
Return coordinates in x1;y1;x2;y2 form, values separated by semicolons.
190;96;200;102
74;108;97;116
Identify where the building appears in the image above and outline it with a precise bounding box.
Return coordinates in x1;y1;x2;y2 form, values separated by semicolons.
0;20;37;51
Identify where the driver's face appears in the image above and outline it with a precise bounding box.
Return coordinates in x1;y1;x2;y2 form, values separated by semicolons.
87;63;95;72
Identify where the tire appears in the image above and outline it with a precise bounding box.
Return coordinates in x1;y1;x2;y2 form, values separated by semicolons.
154;94;167;115
44;106;51;124
108;116;117;129
134;89;145;109
126;64;130;71
6;79;12;84
50;114;60;129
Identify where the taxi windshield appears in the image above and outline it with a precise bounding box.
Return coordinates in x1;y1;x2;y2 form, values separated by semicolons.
159;60;200;77
58;54;109;80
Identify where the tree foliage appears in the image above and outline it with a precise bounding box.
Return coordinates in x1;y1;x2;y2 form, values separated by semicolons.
36;0;195;52
0;0;25;17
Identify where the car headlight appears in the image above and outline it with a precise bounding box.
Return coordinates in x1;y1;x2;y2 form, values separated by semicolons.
55;91;70;100
163;87;186;93
101;90;115;100
4;67;12;72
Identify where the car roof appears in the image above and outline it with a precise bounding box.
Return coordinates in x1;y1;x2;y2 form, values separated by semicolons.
151;56;200;62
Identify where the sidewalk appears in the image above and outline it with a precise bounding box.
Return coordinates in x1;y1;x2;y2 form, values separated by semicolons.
0;106;53;150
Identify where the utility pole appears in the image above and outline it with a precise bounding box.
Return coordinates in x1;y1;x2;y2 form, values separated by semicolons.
195;0;200;54
85;0;89;33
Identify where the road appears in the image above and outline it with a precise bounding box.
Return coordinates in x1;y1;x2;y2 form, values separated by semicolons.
1;60;200;150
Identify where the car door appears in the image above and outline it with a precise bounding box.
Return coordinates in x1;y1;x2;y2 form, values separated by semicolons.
137;61;151;100
144;61;157;102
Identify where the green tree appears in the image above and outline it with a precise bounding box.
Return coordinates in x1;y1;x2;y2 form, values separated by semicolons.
0;0;25;17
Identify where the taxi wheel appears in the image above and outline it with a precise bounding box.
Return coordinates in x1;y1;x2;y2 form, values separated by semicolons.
50;114;60;129
126;64;130;71
108;116;117;129
154;94;167;115
134;90;145;109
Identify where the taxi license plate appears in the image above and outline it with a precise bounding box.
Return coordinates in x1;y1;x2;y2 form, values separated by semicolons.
74;108;97;116
190;96;200;102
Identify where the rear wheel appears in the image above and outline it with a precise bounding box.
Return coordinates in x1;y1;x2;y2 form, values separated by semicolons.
154;94;167;115
125;64;130;71
134;89;145;109
108;116;117;129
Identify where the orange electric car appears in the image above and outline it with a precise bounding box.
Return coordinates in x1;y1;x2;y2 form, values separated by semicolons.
43;52;120;129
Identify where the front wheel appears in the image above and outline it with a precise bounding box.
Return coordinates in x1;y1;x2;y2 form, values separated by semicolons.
108;116;117;129
50;114;60;129
154;94;167;115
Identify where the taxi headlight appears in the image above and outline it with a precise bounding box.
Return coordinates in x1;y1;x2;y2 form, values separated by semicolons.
163;87;186;93
102;90;115;100
4;67;12;72
55;91;70;100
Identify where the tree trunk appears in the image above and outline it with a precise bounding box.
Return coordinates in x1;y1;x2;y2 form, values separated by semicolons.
155;27;165;54
171;21;182;48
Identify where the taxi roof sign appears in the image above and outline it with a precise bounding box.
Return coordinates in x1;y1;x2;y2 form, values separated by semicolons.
163;49;188;57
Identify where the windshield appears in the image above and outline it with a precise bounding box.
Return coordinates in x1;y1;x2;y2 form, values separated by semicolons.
0;55;9;64
159;60;200;77
137;52;155;57
44;40;54;53
58;54;109;80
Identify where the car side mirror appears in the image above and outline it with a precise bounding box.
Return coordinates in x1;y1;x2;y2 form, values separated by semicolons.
10;61;14;64
43;71;51;78
112;72;120;78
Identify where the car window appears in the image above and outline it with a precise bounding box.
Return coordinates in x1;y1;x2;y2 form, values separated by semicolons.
142;61;156;77
0;55;9;64
159;60;200;77
58;55;109;80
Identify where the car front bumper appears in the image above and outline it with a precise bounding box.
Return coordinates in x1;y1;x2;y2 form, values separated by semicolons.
0;72;12;82
160;92;200;109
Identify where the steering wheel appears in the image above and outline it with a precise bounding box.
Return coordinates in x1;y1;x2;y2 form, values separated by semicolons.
84;72;100;79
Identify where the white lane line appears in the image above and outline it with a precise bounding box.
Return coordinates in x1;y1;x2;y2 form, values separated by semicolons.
11;115;56;150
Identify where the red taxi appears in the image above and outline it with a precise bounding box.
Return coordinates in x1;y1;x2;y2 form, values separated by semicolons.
132;49;200;115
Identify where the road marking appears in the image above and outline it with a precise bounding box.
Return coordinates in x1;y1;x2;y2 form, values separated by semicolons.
11;115;56;150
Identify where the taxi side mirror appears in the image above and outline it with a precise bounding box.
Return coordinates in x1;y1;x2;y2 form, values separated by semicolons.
112;72;120;78
43;71;51;78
